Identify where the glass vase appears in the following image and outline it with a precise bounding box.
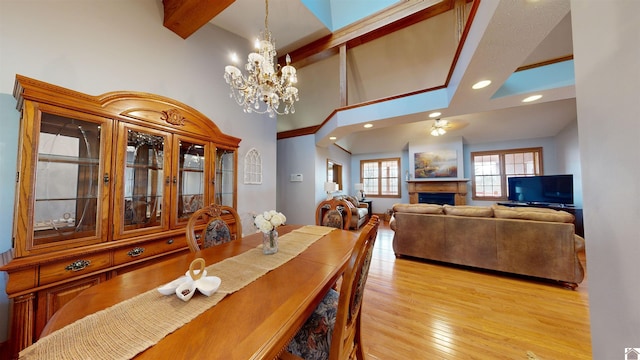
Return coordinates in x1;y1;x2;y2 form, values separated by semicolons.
262;229;278;255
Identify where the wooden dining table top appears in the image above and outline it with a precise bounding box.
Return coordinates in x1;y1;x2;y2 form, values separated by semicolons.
40;225;358;359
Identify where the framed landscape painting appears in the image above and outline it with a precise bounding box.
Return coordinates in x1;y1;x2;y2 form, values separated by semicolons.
414;150;458;178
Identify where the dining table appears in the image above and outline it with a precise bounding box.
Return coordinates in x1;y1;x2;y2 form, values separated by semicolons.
33;225;358;360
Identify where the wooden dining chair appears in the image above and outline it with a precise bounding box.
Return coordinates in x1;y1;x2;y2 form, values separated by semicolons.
185;203;242;252
281;215;381;360
315;198;352;230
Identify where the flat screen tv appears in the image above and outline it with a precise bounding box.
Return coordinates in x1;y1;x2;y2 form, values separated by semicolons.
507;174;574;205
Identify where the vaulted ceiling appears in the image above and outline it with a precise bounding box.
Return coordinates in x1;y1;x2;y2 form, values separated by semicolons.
161;0;576;153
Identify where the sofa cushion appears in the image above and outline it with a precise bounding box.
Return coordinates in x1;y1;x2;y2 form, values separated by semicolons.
357;207;368;217
392;203;443;214
492;204;574;223
443;205;494;218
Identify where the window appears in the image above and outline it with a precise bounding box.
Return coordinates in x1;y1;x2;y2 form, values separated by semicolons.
360;158;401;197
471;147;542;200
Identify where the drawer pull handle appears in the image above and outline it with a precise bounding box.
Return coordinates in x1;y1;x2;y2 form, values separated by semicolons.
127;247;145;257
166;239;174;245
65;259;91;272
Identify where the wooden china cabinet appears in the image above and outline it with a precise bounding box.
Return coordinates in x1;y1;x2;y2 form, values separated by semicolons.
1;75;240;358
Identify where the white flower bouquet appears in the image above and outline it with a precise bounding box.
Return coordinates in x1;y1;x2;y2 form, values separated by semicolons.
254;210;287;233
255;210;286;254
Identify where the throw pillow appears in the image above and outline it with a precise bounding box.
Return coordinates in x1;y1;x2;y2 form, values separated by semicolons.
345;195;360;207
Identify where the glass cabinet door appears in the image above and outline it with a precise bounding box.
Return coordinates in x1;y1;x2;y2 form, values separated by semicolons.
214;148;236;207
174;137;208;226
115;124;170;238
31;109;111;248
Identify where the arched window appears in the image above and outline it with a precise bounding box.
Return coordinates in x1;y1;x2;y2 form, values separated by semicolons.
244;148;262;184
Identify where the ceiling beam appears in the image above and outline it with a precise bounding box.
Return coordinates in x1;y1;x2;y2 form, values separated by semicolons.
163;0;235;39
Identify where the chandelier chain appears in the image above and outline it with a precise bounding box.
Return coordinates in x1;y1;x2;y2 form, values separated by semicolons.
265;0;269;30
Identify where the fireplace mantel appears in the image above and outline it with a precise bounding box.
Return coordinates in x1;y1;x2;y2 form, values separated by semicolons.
407;179;470;205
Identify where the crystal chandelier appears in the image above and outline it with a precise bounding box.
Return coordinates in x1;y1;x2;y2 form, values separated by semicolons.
224;0;299;118
430;119;448;136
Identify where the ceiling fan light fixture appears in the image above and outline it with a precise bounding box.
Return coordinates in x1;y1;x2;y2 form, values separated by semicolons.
430;119;448;136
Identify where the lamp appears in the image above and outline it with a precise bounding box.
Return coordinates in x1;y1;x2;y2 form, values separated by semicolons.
354;183;364;200
224;0;299;118
430;119;448;136
324;182;337;200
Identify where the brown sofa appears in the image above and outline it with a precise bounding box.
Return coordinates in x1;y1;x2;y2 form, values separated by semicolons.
390;203;585;288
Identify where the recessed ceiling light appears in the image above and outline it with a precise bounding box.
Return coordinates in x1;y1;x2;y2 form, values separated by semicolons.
329;136;337;140
472;80;491;89
429;112;441;118
522;94;542;102
363;123;373;128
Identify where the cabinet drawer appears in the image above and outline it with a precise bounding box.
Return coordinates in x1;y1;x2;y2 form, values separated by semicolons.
113;236;186;265
39;253;111;286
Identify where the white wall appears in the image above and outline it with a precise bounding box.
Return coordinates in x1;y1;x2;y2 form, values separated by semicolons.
276;135;317;226
571;1;640;357
347;11;456;103
0;0;280;341
277;55;340;132
555;120;583;207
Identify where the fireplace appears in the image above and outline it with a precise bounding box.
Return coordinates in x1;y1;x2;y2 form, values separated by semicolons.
418;192;455;205
407;179;469;205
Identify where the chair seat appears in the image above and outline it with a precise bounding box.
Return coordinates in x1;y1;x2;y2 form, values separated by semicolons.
286;289;339;360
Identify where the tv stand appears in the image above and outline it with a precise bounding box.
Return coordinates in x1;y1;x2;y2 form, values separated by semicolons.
498;202;584;237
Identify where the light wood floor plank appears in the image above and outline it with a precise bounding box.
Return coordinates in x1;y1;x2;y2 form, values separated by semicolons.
360;221;591;359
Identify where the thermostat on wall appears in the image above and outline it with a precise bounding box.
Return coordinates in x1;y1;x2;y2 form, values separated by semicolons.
290;173;303;182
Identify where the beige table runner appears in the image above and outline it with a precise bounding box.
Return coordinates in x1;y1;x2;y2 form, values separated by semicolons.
19;226;335;360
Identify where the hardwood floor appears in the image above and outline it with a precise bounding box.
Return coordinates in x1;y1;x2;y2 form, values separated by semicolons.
360;221;591;359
